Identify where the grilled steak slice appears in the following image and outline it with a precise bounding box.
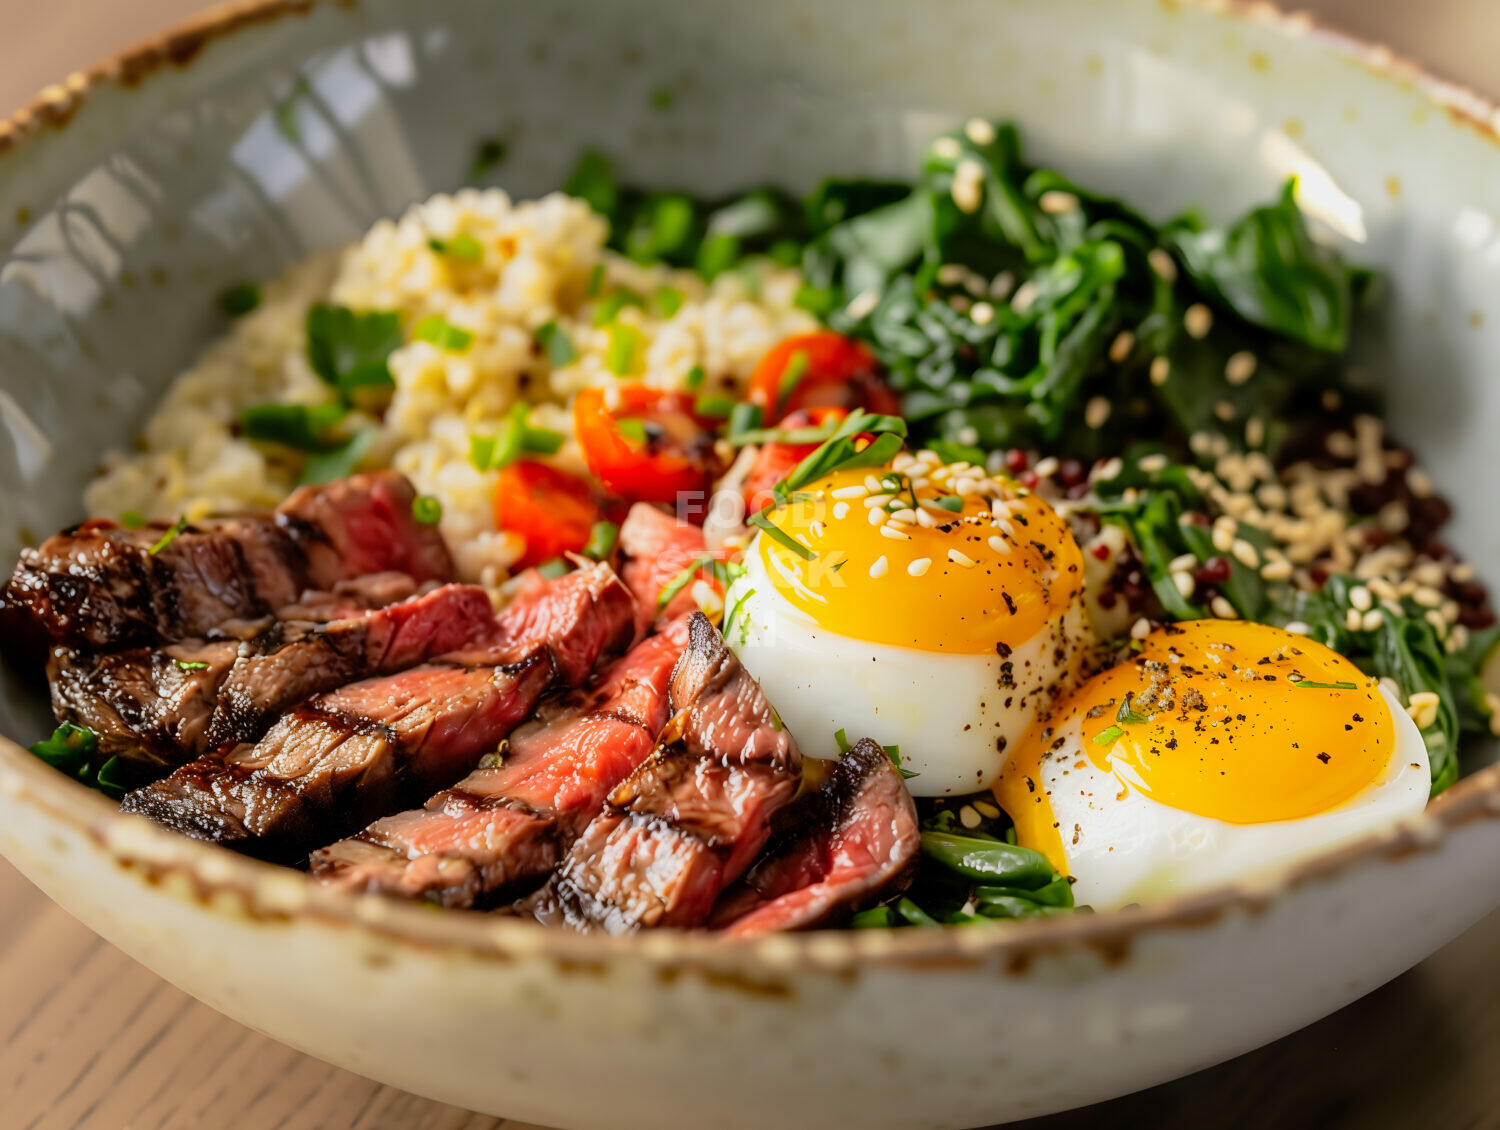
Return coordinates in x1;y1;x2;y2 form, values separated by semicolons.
618;503;714;635
310;619;688;907
2;471;451;650
711;739;919;935
119;563;634;858
50;584;496;766
537;612;802;933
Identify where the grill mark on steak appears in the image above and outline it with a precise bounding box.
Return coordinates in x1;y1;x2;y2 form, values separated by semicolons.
119;563;635;859
535;612;802;933
711;738;919;935
309;620;687;907
2;471;451;651
48;584;496;767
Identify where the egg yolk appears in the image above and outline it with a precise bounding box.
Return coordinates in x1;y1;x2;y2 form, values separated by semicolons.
995;620;1395;873
751;462;1084;654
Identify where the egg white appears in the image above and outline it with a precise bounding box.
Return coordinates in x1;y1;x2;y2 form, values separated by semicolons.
1031;685;1431;909
724;542;1087;796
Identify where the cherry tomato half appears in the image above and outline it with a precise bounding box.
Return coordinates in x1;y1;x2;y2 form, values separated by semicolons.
746;331;900;425
493;460;600;569
741;407;848;514
574;386;720;506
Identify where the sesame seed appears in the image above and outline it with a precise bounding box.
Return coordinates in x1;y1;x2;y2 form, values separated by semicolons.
1139;454;1169;475
880;525;910;541
864;476;884;493
1173;571;1196;598
948;293;972;314
915;508;938;528
1184;303;1214;339
1039;190;1079;215
931;136;962;160
908;557;932;577
833;502;850;520
948;549;977;568
1149;356;1171;385
869;555;889;579
1231;539;1260;568
831;485;866;500
987;535;1011;554
845;289;879;319
1093;457;1124;482
1450;624;1471;654
1109;330;1135;363
952;159;985;213
1413;586;1444;608
1325;431;1356;459
1225;351;1258;385
1211;596;1238;620
1407;691;1441;730
810;520;826;538
1349;585;1373;611
969;301;995;326
1085;397;1112;429
1453;563;1476;583
959;804;983;830
964;118;996;145
1148;248;1178;282
1131;617;1152;640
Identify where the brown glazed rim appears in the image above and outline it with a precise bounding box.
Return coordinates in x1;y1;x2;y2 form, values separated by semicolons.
1;0;1499;974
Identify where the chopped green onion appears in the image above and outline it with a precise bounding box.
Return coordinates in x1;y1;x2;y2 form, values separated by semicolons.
616;417;648;445
535;557;571;579
593;288;646;326
1116;693;1149;724
694;394;735;419
655;286;685;318
534;321;576;367
120;510;145;530
412;495;443;525
768;239;803;267
727;402;764;441
1093;725;1125;745
696;233;740;280
583;520;619;560
469;405;565;471
685;364;707;391
1293;679;1358;690
413;314;475;353
606;323;641;375
656;553;720;611
834;727;851;754
173;659;210;671
148;516;189;556
775;350;810;415
722;584;756;645
427;232;483;262
748;510;815;560
218;283;262;317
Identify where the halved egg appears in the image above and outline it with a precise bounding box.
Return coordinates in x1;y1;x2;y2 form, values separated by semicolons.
994;619;1431;909
724;452;1089;795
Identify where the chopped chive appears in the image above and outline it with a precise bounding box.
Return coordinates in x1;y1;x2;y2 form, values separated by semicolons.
148;516;189;556
684;364;706;391
657;552;721;611
616;417;648;445
727;401;764;441
413;314;474;353
924;495;964;513
1116;693;1149;724
748;510;816;560
1292;679;1358;690
535;321;576;367
583;520;619;560
694;393;736;419
120;510;145;529
655;286;685;318
775;349;810;415
535;558;570;579
412;495;443;525
470;405;563;471
834;727;851;754
427;232;483;262
606;322;641;375
722;585;756;644
173;659;210;671
218;283;262;317
593;287;647;326
1093;725;1125;745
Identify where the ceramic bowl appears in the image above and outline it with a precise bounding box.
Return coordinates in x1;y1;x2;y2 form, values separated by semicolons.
2;1;1499;1126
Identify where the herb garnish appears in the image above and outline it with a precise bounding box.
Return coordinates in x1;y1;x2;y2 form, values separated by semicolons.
1291;679;1358;691
469;404;565;471
657;553;727;611
427;233;483;262
411;495;443;526
1093;725;1125;746
772;409;907;498
748;511;815;560
413;314;475;353
148;516;188;556
1116;693;1150;724
534;321;576;367
173;659;210;671
583;520;619;560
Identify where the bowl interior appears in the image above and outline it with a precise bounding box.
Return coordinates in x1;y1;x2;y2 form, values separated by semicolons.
1;0;1497;767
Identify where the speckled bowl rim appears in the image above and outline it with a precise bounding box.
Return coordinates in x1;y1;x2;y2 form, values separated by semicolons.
1;0;1498;974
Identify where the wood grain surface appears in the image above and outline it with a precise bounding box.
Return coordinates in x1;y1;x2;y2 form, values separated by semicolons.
3;1;1498;1127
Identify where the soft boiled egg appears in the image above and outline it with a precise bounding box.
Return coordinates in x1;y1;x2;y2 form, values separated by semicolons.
994;619;1431;909
723;453;1089;795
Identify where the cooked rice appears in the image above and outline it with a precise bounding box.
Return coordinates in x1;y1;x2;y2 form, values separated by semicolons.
85;188;816;585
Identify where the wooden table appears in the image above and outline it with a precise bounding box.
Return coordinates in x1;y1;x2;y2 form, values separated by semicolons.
4;850;1498;1130
4;1;1498;1127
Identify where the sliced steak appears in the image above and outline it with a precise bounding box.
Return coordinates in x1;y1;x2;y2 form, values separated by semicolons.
119;563;634;859
310;619;688;907
3;471;451;650
711;739;919;935
537;612;802;933
618;503;716;635
50;584;496;767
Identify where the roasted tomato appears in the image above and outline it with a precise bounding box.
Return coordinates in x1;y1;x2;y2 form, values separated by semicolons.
493;460;600;568
574;386;720;506
741;407;848;514
746;331;900;425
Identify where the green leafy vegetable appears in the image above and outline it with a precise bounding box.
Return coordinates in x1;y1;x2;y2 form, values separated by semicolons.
29;723;129;800
305;303;402;397
773;409;907;497
299;425;376;486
